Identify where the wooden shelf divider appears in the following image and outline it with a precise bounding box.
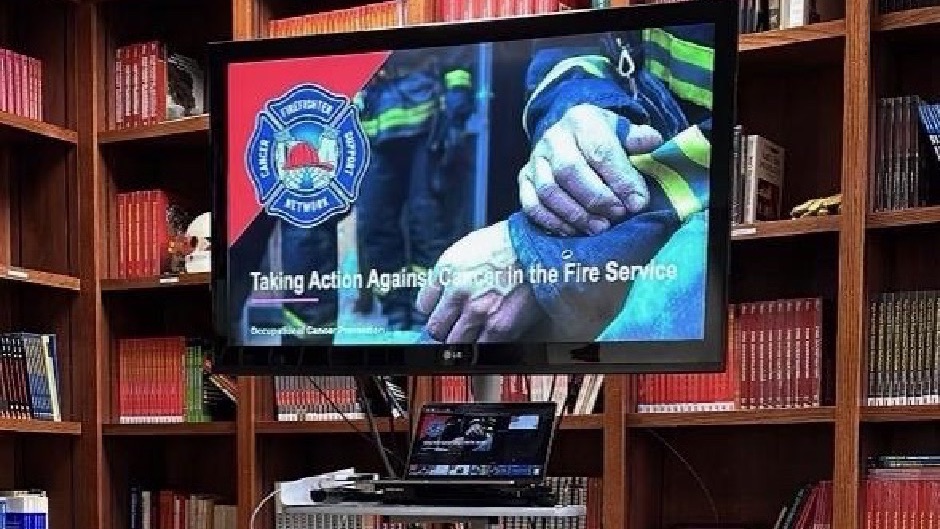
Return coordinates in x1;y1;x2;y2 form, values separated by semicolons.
0;111;78;144
860;405;940;422
97;115;210;145
102;422;237;436
625;407;837;428
874;5;940;31
739;19;846;51
866;206;940;229
0;264;81;291
0;419;82;436
730;215;840;240
100;272;210;291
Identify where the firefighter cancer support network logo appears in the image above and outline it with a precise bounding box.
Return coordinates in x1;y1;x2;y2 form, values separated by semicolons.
246;83;370;228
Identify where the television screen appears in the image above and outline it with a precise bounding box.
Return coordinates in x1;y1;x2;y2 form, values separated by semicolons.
209;0;736;374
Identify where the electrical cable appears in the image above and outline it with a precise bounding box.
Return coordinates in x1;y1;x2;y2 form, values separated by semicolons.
407;377;419;450
377;376;405;476
306;376;406;471
547;375;566;454
249;488;279;529
357;375;398;479
644;428;720;526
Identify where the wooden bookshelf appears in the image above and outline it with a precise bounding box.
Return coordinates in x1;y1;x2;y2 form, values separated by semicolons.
102;422;237;436
97;114;209;145
0;419;82;436
730;215;841;240
867;206;940;229
0;264;81;291
0;111;78;144
40;1;936;529
100;272;211;291
256;418;410;435
860;406;940;422
739;19;846;52
626;408;837;428
874;5;940;31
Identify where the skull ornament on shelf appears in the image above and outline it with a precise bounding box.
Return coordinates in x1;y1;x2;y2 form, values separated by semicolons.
185;212;211;273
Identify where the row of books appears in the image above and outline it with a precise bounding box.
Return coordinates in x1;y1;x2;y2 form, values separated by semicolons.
878;0;940;13
730;127;786;225
275;375;363;422
0;333;60;421
0;49;42;121
111;41;205;130
128;487;236;529
273;477;600;529
273;374;602;421
771;481;832;529
430;374;603;415
862;456;940;526
631;0;820;33
268;0;573;36
116;190;192;279
117;337;236;425
870;96;939;212
637;298;829;413
866;290;940;406
0;491;49;529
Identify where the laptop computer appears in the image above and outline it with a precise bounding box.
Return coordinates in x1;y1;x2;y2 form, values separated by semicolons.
373;400;559;487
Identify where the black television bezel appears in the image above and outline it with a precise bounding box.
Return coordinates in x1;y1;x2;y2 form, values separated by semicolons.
208;0;737;376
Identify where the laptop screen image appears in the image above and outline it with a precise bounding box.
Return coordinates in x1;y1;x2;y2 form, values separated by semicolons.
406;402;558;480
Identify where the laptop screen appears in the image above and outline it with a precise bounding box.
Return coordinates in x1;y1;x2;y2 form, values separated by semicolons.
406;402;558;480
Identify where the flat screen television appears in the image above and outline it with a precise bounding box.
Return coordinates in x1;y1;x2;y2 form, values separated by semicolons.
208;0;737;375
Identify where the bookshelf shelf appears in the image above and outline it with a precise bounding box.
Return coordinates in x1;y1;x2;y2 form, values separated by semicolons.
730;215;840;240
0;419;82;436
0;265;81;291
256;419;410;435
0;111;78;145
100;272;210;291
866;206;940;229
860;405;940;422
739;19;846;52
102;422;237;436
874;5;940;31
97;115;210;146
625;407;837;428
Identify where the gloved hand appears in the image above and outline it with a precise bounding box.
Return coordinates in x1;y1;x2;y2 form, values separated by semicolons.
416;220;543;344
518;104;664;236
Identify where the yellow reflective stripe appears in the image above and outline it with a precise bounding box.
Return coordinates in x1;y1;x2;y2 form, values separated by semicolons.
647;60;712;110
642;28;714;71
522;55;612;137
629;152;701;222
360;100;437;136
674;125;710;169
444;69;472;89
283;309;304;329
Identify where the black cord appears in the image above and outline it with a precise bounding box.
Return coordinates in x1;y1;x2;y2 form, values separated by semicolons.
306;376;406;471
377;377;406;476
407;377;419;450
548;375;566;456
644;428;720;526
356;375;397;479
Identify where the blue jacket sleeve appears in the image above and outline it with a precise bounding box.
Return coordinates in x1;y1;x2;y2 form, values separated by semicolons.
439;45;475;124
523;33;693;144
507;123;712;339
523;35;649;144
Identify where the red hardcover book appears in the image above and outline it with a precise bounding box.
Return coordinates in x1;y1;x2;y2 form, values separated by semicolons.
118;193;127;278
0;49;7;114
